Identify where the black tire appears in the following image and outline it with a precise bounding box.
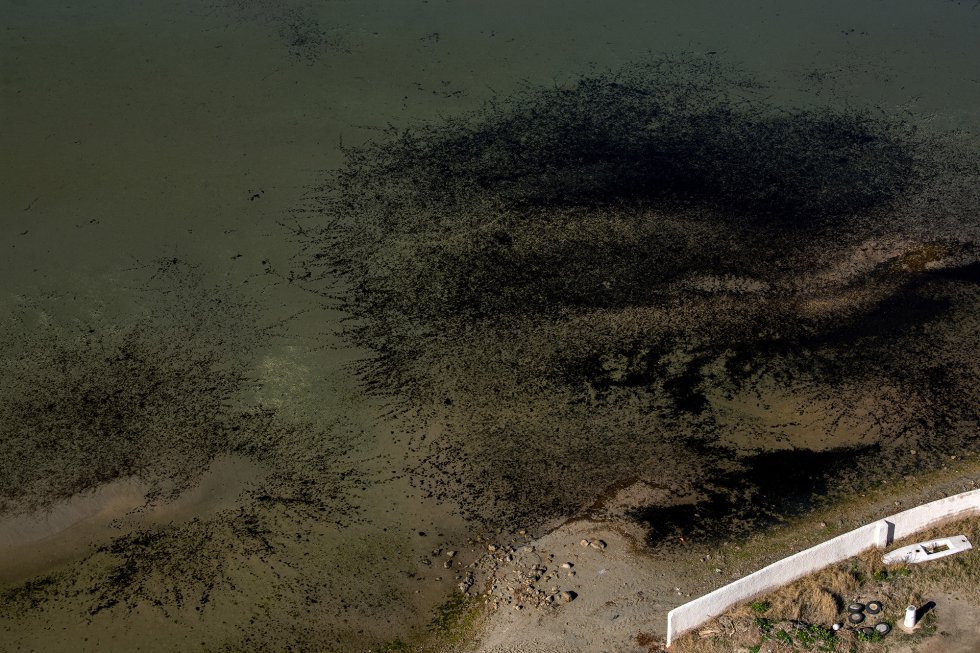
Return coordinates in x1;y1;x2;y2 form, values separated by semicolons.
847;602;865;613
866;600;883;615
848;611;866;624
874;623;891;635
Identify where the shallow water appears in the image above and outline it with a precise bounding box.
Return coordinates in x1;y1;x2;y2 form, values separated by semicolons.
1;1;978;650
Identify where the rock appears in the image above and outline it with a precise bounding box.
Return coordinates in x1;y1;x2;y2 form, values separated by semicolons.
560;591;577;603
560;562;573;569
580;539;590;547
446;550;458;558
590;540;607;550
488;544;498;552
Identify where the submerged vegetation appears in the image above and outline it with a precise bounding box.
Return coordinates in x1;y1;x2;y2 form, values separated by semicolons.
0;259;365;651
300;55;980;531
0;261;254;515
0;259;357;518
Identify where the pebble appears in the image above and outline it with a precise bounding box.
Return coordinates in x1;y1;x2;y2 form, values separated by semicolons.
590;540;607;550
560;562;573;569
560;591;577;603
580;539;590;547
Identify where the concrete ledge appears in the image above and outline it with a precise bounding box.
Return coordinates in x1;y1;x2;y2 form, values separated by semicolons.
666;488;980;647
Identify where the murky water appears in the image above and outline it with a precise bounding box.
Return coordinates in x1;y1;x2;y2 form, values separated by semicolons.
1;1;978;650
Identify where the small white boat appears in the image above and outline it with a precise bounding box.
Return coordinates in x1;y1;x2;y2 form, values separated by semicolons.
883;535;973;565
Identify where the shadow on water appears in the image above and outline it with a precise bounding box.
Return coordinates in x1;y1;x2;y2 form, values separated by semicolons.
629;446;878;547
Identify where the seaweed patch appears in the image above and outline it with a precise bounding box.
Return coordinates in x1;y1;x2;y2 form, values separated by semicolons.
298;56;979;530
0;258;365;650
210;0;348;62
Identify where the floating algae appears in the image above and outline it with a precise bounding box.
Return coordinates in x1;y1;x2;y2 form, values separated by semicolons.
299;56;979;531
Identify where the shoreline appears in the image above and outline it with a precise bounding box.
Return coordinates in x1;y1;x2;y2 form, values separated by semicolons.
405;454;980;653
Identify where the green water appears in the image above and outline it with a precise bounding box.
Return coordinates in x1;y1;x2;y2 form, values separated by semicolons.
1;1;978;650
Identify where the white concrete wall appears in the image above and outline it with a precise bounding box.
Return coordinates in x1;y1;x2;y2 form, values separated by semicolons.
886;489;980;541
665;488;980;647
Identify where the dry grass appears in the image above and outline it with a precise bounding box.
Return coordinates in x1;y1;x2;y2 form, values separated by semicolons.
672;514;980;652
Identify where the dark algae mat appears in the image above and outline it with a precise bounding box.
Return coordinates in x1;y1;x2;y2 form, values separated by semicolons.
299;56;979;535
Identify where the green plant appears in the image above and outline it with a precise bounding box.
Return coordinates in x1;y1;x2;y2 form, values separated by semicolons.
750;600;771;614
775;629;793;645
426;593;483;647
755;617;774;635
855;628;883;643
796;623;836;651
